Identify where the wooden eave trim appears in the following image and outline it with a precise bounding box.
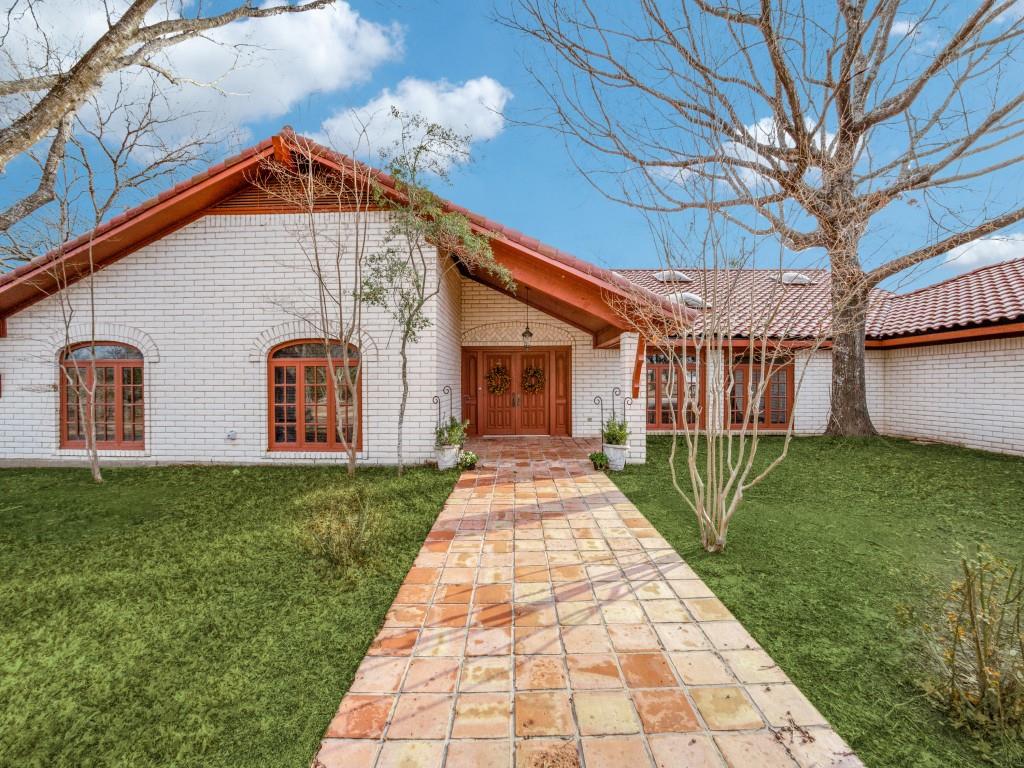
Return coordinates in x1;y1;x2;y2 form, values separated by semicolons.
631;337;646;398
864;321;1024;349
593;326;623;349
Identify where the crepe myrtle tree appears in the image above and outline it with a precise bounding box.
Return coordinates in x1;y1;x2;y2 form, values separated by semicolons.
368;110;513;475
252;129;378;476
609;213;841;553
506;0;1024;436
33;76;209;482
0;0;334;262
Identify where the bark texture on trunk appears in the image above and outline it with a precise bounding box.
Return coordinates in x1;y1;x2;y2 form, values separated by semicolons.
396;336;409;476
827;252;878;437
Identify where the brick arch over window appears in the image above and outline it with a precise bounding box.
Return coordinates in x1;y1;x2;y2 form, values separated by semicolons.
461;321;576;347
60;341;146;449
267;339;362;452
46;324;160;363
249;321;378;363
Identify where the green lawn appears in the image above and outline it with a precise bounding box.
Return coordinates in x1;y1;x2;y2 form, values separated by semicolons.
612;436;1024;768
0;465;456;767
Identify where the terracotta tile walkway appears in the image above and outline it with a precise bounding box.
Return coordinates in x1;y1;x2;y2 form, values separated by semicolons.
313;437;862;768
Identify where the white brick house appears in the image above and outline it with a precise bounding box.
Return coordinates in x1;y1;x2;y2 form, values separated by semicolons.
1;132;1022;464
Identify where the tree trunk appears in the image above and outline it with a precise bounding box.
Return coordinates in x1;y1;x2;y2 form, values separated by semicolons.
827;247;878;437
396;335;409;476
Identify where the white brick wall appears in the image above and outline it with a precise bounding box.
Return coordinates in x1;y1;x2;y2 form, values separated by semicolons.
0;213;444;465
878;336;1024;456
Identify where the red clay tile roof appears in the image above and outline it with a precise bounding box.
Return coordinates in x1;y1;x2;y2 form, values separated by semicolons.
867;257;1024;337
617;259;1024;339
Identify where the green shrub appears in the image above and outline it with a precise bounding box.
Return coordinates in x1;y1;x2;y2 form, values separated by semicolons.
602;418;629;446
457;450;478;470
436;417;469;447
918;547;1023;736
297;487;380;569
589;451;609;470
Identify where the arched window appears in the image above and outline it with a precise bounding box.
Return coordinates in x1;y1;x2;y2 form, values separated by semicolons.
60;342;145;449
268;340;361;451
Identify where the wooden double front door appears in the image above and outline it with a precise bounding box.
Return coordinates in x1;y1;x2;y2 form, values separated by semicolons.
461;347;571;436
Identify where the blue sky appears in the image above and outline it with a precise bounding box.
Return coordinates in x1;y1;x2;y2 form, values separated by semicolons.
5;1;1024;290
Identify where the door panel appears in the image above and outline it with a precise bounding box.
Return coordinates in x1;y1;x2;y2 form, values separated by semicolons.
517;351;549;434
461;351;479;435
466;347;571;437
483;352;515;435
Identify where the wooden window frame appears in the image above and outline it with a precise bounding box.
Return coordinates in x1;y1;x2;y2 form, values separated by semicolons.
267;340;362;452
727;357;795;430
645;347;706;431
59;342;145;450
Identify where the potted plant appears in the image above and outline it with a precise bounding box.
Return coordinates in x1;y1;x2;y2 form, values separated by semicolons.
458;450;479;470
602;417;629;470
589;451;609;471
435;417;469;470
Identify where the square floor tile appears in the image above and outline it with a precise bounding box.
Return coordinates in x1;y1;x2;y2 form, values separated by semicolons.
515;655;567;690
467;627;512;656
435;583;474;603
514;625;561;655
475;584;513;604
369;628;419;656
669;651;735;685
566;653;622;690
746;683;828;727
403;657;459;693
324;694;394;739
580;736;649;767
641;599;691;623
514;691;574;737
387;693;454;739
349;656;408;693
685;598;734;622
690;687;763;731
447;739;511;768
314;739;381;768
514;738;580;768
618;653;677;688
632;689;701;733
561;625;612;654
425;603;470;628
377;740;445;768
648;733;724;767
415;627;466;657
573;690;640;736
713;732;798;767
720;649;788;684
600;600;646;624
461;656;512;692
452;692;511;738
607;623;660;652
655;623;709;652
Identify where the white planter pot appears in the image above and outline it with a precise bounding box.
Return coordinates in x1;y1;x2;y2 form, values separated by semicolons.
604;443;628;471
436;445;460;470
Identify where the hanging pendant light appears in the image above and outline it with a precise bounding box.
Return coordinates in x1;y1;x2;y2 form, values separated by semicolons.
521;286;533;349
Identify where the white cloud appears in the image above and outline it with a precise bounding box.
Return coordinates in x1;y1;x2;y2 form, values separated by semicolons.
722;116;836;190
890;20;917;36
319;76;512;166
1;1;402;137
944;231;1024;269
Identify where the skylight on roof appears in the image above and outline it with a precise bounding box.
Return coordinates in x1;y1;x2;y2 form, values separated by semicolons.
779;271;813;285
654;269;691;283
669;291;707;308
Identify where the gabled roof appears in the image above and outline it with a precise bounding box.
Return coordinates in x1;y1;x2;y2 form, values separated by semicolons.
618;259;1024;341
0;130;671;346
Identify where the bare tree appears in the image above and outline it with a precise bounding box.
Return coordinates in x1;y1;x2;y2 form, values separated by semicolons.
0;0;334;242
252;131;377;476
506;0;1024;436
369;110;513;475
611;214;836;552
31;75;210;482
